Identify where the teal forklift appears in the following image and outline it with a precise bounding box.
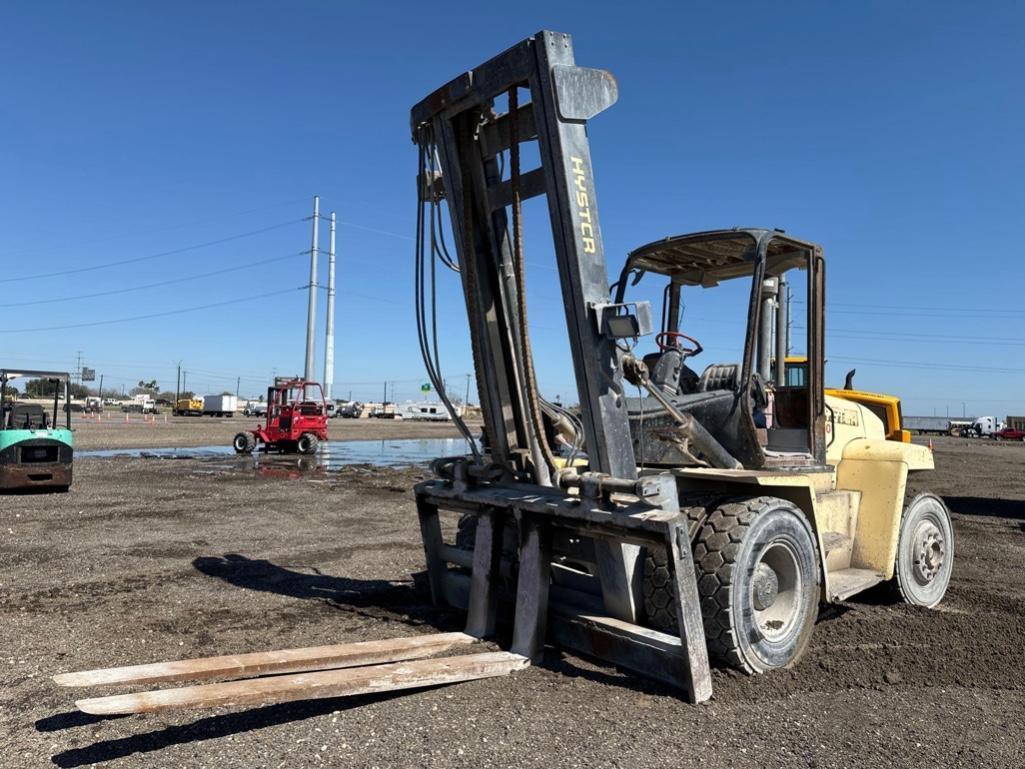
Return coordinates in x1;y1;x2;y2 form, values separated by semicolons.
0;370;73;492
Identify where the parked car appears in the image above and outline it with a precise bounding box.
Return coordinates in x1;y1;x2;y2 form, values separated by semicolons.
338;402;363;418
993;427;1025;441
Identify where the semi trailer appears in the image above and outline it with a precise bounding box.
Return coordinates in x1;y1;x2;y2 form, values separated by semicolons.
903;416;974;436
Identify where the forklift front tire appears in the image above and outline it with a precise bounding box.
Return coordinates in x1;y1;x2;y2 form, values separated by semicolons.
297;433;319;455
695;497;820;675
233;432;256;454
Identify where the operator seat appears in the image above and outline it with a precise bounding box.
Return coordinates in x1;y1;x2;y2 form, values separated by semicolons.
698;363;739;392
7;403;47;430
642;350;682;396
698;363;769;427
642;349;701;396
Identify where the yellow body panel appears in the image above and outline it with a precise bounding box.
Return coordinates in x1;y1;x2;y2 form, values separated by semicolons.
836;453;905;579
826;388;908;442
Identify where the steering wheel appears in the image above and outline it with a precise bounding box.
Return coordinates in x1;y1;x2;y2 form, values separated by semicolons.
656;331;703;357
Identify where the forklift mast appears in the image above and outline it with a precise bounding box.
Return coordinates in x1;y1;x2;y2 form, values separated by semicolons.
411;30;644;484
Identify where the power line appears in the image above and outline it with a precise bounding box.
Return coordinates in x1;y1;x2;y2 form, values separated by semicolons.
0;288;302;333
791;324;1025;347
1;196;311;260
335;220;415;242
822;299;1025;315
0;219;304;283
829;355;1025;374
792;299;1025;320
0;251;305;308
898;394;1023;404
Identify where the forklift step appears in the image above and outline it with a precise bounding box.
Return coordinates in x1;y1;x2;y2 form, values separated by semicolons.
74;651;528;715
828;567;885;601
54;632;477;688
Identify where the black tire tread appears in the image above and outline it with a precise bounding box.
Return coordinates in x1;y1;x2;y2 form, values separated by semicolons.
645;495;807;675
695;497;768;673
642;493;722;635
233;432;255;454
298;433;319;455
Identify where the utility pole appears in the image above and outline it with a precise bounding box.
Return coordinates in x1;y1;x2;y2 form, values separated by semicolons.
97;374;104;400
785;284;793;356
383;381;387;404
75;351;83;385
175;362;182;409
323;211;336;400
775;276;787;387
464;373;471;407
304;195;320;386
236;376;240;399
182;370;187;396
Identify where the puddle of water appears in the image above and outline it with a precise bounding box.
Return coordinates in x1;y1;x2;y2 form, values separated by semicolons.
78;437;474;469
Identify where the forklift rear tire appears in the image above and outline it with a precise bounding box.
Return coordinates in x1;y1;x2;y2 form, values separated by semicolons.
297;433;319;455
233;432;256;454
894;493;953;608
647;496;820;675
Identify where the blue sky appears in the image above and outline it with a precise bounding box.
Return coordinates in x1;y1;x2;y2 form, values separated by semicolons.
1;1;1023;415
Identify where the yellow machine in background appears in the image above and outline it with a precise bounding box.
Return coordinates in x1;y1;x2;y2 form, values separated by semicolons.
173;397;203;417
784;356;910;442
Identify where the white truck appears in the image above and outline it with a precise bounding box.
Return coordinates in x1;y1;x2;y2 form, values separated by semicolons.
399;401;458;421
243;401;267;417
968;415;1004;437
122;395;157;414
202;394;238;418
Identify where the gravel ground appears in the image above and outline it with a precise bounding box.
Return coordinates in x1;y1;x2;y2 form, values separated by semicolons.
2;436;1024;768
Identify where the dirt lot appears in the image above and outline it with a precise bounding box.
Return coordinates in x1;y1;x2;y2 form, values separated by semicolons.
68;412;474;451
2;436;1025;768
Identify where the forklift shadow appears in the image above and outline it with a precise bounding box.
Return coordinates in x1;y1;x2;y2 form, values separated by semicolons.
46;692;406;768
0;485;70;496
191;553;461;629
942;495;1025;521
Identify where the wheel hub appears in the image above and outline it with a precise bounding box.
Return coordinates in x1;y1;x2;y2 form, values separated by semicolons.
750;542;802;642
751;563;779;611
912;521;945;584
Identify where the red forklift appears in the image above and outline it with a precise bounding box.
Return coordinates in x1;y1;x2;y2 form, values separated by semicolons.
233;378;328;455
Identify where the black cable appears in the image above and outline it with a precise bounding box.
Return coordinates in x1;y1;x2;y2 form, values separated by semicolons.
431;189;459;272
413;132;480;460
